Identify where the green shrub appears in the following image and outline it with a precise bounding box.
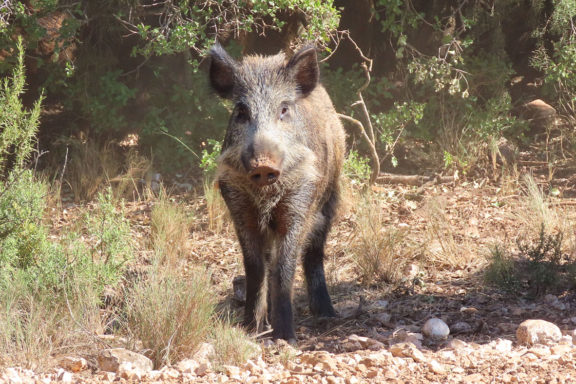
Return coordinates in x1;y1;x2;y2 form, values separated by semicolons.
85;189;133;272
0;43;128;365
373;102;425;167
0;171;50;273
200;139;223;179
343;149;371;186
485;225;570;297
0;37;42;177
484;244;521;292
517;224;564;296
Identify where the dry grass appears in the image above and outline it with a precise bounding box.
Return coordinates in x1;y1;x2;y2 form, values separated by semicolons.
127;188;258;369
110;149;151;200
125;266;215;368
65;140;123;202
350;192;413;286
514;174;576;255
516;174;563;233
423;197;474;269
0;272;103;369
204;181;229;233
210;320;260;369
65;140;152;202
150;190;193;268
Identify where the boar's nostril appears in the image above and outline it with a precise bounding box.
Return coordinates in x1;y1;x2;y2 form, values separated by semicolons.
249;166;280;187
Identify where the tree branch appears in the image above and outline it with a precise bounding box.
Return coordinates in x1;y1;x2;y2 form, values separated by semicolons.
338;114;380;185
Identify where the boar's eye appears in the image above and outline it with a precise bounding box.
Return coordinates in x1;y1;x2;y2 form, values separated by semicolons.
279;105;289;121
235;103;250;123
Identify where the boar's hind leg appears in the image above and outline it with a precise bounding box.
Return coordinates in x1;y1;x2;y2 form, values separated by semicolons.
303;191;338;318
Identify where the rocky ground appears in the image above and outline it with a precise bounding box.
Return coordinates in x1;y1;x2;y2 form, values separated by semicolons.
3;158;576;383
2;309;575;383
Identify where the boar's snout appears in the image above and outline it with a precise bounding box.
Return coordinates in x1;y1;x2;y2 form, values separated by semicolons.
249;164;281;187
242;138;284;188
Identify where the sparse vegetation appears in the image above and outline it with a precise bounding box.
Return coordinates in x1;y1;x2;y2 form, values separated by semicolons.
125;266;215;368
351;192;411;286
210;321;260;369
484;244;521;292
517;225;565;296
150;190;193;268
514;174;575;255
424;198;471;269
2;0;576;380
485;224;574;297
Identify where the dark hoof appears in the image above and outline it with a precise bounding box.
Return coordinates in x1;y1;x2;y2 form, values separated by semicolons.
262;338;298;348
271;329;296;343
311;303;337;318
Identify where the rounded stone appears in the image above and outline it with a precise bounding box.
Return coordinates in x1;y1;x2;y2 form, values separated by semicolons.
516;319;562;346
422;318;450;340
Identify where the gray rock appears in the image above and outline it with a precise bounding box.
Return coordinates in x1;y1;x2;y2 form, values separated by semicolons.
97;348;153;373
422;318;450;340
450;321;472;335
373;312;391;324
516;319;562;346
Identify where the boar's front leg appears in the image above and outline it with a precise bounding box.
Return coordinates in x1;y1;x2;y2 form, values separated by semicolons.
219;182;266;330
268;242;298;342
268;198;312;343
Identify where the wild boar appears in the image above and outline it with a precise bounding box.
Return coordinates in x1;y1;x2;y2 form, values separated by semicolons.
209;43;345;342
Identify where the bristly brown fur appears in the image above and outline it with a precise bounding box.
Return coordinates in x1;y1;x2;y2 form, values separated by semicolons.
209;43;346;342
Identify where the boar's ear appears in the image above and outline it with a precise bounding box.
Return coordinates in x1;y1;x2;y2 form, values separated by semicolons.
286;46;318;97
209;44;236;99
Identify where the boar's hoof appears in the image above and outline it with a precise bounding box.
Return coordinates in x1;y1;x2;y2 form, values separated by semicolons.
249;166;280;187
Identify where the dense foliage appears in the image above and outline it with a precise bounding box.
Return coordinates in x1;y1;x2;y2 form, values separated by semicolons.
0;0;575;176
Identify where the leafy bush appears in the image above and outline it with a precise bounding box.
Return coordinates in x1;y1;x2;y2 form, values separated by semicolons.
129;0;339;60
373;102;425;167
200;139;223;179
0;37;42;177
532;0;576;119
343;149;371;186
0;43;128;364
484;244;521;292
517;225;564;296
